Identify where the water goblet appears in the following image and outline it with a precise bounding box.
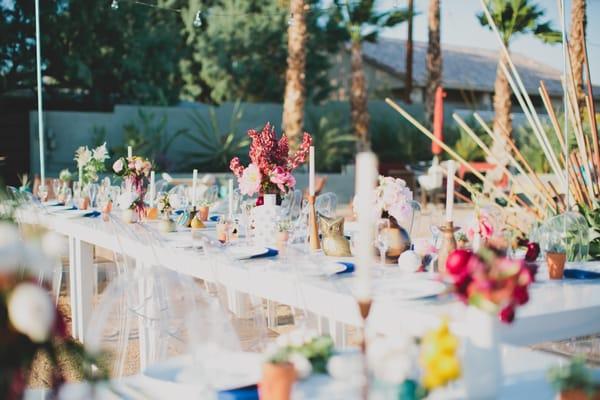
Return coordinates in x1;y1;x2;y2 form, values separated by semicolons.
38;185;49;202
375;219;391;266
52;179;61;200
88;183;99;208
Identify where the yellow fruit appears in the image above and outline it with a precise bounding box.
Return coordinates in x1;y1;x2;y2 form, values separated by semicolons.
191;216;205;229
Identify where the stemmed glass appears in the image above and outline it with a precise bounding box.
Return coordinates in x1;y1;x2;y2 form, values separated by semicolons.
375;219;391;266
38;185;49;202
88;183;99;208
64;188;73;208
52;179;61;200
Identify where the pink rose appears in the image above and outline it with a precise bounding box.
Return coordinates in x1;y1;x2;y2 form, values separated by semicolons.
270;166;295;193
134;158;143;171
113;159;124;173
239;164;262;196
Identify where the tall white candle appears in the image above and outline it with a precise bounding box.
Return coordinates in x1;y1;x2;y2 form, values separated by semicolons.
355;152;378;302
78;165;83;187
192;169;198;205
445;160;456;222
228;178;234;219
149;171;156;206
127;146;132;159
309;146;315;196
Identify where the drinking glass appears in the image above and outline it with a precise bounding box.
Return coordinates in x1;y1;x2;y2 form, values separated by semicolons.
52;179;61;200
88;183;99;208
375;219;391;266
64;188;73;207
38;185;49;202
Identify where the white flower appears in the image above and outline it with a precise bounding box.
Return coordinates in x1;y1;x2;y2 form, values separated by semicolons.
0;222;20;248
117;192;134;210
368;336;417;384
8;283;56;343
75;146;92;168
238;164;262;196
289;353;312;380
112;159;124;173
92;142;109;162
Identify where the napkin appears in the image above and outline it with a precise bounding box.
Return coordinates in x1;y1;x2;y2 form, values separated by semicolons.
218;385;258;400
335;261;355;275
564;269;600;279
65;205;78;211
83;211;101;218
210;215;219;222
247;248;278;259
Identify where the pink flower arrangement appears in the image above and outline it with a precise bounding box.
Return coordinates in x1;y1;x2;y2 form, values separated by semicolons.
375;176;414;223
467;208;496;242
113;155;152;218
230;123;311;197
444;246;537;324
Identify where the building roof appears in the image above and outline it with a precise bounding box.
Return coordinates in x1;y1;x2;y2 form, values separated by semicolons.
361;38;595;96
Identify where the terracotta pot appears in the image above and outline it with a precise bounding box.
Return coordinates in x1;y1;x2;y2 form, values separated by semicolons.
197;206;209;221
146;207;158;220
559;389;600;400
547;252;566;279
78;196;90;210
259;362;296;400
216;221;230;243
276;231;289;253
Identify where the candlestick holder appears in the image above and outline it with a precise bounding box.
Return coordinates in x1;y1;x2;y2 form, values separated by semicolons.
308;195;321;251
437;221;459;273
357;299;372;400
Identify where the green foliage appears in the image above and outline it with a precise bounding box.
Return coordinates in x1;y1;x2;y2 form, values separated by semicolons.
114;109;186;171
181;102;250;172
477;0;561;45
329;0;412;43
452;117;491;162
547;356;600;395
304;108;356;173
267;335;334;374
188;0;344;104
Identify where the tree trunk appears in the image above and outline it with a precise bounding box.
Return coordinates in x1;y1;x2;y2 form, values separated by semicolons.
569;0;586;111
350;39;370;151
492;52;512;137
404;0;414;104
282;0;308;152
425;0;441;129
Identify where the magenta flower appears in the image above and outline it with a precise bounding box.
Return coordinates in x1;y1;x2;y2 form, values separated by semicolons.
270;166;296;193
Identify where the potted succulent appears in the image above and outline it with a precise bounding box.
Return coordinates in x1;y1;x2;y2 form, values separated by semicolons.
275;219;292;253
455;231;469;249
157;193;176;232
546;243;567;280
548;357;600;400
261;332;334;400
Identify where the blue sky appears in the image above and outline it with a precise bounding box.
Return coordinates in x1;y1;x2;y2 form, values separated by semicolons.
379;0;600;84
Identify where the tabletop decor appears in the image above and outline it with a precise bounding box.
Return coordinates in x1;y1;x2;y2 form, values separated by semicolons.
230;122;311;246
261;331;334;400
74;143;109;186
112;154;152;221
438;161;458;273
0;223;106;400
157;192;176;232
319;214;351;257
547;356;600;400
546;243;566;280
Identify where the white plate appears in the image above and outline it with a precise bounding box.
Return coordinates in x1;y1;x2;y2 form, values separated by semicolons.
228;246;270;260
144;352;261;391
373;279;447;301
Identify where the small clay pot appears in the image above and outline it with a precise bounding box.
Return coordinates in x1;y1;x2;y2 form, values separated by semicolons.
146;207;158;220
559;389;600;400
197;206;209;222
276;231;289;253
259;362;296;400
79;196;90;210
216;221;230;244
547;252;566;280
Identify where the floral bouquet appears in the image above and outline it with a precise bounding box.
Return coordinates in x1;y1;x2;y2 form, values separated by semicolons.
0;223;105;399
445;246;538;323
74;143;110;185
374;176;414;223
112;155;152;218
229;123;311;201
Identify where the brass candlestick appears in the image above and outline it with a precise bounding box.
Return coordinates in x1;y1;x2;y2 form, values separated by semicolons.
308;195;321;251
437;221;459;273
357;299;372;400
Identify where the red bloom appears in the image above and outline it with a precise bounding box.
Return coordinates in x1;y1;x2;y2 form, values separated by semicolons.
499;304;515;323
525;242;540;262
513;285;529;305
230;157;244;178
445;249;473;277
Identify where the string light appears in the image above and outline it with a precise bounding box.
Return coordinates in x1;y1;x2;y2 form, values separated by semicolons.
110;0;119;10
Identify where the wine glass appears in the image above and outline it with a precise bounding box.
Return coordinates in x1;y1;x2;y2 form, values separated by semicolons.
88;183;99;208
64;188;73;207
52;179;61;200
375;219;391;266
38;185;49;202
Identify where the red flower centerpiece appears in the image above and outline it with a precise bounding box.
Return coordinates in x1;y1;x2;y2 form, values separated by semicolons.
444;246;537;324
230;123;311;204
112;155;152;219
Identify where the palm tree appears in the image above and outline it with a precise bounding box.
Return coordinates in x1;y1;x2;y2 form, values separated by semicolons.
331;0;410;150
569;0;586;109
425;0;441;128
404;0;415;104
478;0;560;137
282;0;308;152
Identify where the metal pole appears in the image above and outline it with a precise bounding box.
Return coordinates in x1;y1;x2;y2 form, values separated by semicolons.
35;0;46;183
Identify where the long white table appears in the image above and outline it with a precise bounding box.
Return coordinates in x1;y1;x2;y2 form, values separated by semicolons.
22;207;600;354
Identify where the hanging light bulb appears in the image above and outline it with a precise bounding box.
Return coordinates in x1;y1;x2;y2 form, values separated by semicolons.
110;0;119;10
193;10;203;27
287;12;294;26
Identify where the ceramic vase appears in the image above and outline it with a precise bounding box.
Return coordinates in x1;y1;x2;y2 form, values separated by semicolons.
376;218;411;263
252;194;279;246
463;307;502;399
259;362;296;400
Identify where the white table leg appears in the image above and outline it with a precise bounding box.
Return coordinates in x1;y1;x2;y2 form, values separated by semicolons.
70;238;94;342
329;320;347;348
266;300;278;329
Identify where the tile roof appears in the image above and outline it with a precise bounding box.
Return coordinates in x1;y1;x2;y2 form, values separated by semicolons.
361;38;594;96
